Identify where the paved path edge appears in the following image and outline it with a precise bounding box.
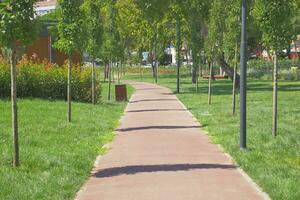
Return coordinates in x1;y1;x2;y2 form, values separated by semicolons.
174;84;271;200
74;91;132;200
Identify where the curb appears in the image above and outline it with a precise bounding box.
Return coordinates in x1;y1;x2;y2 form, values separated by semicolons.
74;86;135;200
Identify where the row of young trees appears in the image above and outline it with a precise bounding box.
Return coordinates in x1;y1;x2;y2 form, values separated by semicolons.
117;0;298;137
0;0;299;166
0;0;38;167
0;0;120;167
204;0;297;137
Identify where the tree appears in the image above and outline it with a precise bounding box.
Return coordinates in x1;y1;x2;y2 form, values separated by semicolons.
169;0;184;93
54;0;85;122
205;0;242;81
0;0;38;167
135;0;170;83
83;0;103;105
184;0;209;85
253;0;296;136
102;0;120;100
223;0;240;114
205;0;225;104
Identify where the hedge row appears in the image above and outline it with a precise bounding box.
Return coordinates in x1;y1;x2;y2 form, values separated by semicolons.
0;58;101;102
248;59;300;70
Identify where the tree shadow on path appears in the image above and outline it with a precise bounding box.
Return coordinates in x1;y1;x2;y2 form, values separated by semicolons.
127;109;188;113
93;163;236;178
117;125;204;132
130;99;177;103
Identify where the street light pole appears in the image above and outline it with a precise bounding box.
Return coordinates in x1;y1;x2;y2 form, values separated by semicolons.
240;0;247;150
176;18;181;94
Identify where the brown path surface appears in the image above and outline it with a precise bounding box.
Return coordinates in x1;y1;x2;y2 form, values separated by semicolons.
76;82;268;200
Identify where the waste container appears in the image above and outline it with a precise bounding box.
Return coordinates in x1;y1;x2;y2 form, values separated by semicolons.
115;84;128;102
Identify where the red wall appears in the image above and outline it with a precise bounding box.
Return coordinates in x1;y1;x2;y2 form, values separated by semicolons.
26;36;81;66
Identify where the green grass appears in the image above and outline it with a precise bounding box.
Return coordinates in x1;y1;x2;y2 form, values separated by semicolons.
126;72;300;200
0;83;133;200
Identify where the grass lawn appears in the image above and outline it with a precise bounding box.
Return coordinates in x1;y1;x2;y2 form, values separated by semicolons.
126;72;300;200
0;82;133;200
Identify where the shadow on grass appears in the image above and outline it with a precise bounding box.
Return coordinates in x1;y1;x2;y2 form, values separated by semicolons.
248;82;300;92
93;163;236;178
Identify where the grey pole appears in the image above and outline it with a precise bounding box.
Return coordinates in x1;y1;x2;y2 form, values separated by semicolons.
240;0;247;150
176;18;181;94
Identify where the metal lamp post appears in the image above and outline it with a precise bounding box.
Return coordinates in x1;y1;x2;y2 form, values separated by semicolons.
176;18;181;94
240;0;247;150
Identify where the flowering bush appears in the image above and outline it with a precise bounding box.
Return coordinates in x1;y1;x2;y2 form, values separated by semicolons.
0;57;101;103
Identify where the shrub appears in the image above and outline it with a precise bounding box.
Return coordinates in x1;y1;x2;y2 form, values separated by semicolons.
247;68;267;79
279;68;299;81
124;65;191;75
0;57;101;103
248;59;300;70
247;59;300;80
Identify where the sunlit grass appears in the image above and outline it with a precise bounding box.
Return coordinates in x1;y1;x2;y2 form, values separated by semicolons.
0;83;133;200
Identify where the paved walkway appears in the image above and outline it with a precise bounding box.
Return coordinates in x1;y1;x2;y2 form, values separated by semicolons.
76;82;268;200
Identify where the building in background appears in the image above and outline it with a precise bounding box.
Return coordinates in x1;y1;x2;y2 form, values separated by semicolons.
36;0;58;16
291;35;300;60
25;0;82;65
26;27;81;66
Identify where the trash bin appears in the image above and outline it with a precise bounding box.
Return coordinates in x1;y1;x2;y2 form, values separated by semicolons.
115;84;128;102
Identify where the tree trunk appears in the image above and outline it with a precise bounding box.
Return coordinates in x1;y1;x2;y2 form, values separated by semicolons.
185;48;189;66
92;60;96;105
208;61;213;105
196;65;201;92
123;62;126;76
199;58;203;77
104;62;109;82
151;61;156;79
108;61;112;101
192;65;198;84
272;51;278;137
151;52;157;80
117;62;120;84
196;67;199;92
10;49;19;167
67;57;72;123
156;61;159;83
152;48;158;83
217;54;240;85
112;62;115;82
232;42;238;115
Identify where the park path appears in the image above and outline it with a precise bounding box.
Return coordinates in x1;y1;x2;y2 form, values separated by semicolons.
76;81;268;200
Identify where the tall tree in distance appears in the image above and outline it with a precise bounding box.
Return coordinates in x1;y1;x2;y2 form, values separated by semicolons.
185;0;209;85
135;0;170;83
169;0;184;93
55;0;85;122
0;0;38;167
102;0;120;100
253;0;296;136
205;0;225;104
223;0;241;114
116;0;144;73
83;0;103;105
